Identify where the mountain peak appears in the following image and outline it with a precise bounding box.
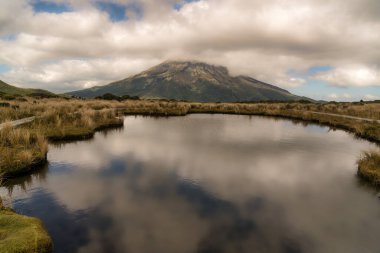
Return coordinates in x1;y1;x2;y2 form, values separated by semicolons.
139;60;229;78
69;60;304;102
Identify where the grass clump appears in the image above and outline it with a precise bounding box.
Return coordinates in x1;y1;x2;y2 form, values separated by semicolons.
0;207;52;253
0;124;48;177
358;151;380;186
29;108;123;141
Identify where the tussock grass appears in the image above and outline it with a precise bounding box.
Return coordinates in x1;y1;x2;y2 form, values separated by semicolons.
358;151;380;186
0;98;124;178
29;107;123;141
0;124;48;177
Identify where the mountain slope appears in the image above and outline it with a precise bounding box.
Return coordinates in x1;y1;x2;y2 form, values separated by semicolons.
0;80;54;96
68;61;306;102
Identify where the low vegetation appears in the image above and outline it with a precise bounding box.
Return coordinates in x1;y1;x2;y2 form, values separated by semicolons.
1;99;124;178
0;124;48;178
358;151;380;186
0;205;52;253
95;93;140;101
28;107;123;141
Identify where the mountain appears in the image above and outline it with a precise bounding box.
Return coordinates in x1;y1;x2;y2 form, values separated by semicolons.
0;80;54;97
68;61;307;102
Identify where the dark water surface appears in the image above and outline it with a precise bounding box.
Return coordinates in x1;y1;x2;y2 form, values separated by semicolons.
1;115;380;253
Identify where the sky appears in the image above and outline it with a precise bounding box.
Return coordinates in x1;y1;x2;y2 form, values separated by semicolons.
0;0;379;101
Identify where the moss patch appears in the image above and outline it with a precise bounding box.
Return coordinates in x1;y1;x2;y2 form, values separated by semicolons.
0;208;52;253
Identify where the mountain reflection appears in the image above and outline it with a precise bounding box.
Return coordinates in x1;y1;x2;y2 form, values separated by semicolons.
2;114;380;253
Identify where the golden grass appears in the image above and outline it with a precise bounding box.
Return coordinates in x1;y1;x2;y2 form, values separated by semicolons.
0;124;48;177
4;97;375;120
0;98;125;178
358;151;380;186
28;107;123;141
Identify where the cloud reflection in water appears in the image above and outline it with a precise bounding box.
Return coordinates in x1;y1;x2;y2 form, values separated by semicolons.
3;114;380;253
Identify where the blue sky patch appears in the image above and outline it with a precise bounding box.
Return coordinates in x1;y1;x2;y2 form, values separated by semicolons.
95;1;143;22
174;0;200;10
31;0;72;14
0;64;11;74
308;65;334;74
289;80;380;101
0;34;17;41
286;65;380;101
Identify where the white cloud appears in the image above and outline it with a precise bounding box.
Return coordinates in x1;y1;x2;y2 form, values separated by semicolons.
314;66;380;87
327;93;353;101
0;0;379;92
327;93;338;100
364;94;379;101
343;93;352;99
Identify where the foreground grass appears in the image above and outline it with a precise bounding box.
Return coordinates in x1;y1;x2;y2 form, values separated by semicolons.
358;151;380;187
0;125;48;178
0;205;52;253
1;100;123;177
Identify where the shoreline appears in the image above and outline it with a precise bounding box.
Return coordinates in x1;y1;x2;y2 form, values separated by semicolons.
2;120;124;179
358;151;380;187
0;99;379;253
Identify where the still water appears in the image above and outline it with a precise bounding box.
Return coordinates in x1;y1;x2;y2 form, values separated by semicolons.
1;114;380;253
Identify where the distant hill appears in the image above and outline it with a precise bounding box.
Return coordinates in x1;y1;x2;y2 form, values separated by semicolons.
0;80;54;97
68;61;309;102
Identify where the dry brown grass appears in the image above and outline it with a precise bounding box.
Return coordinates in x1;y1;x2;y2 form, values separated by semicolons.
358;151;380;186
28;107;122;141
0;124;48;177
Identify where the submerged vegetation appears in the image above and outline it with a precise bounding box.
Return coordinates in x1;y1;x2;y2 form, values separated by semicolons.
358;151;380;186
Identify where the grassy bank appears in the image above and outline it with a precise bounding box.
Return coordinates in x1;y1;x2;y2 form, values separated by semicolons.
1;100;123;178
0;124;48;178
1;98;379;178
0;203;52;253
0;99;379;177
28;107;123;141
358;151;380;187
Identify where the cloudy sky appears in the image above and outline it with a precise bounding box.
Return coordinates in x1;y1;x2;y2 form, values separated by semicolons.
0;0;379;101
